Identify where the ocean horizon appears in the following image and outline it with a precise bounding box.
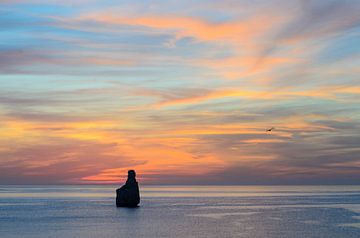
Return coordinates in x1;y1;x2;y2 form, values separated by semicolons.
1;185;360;237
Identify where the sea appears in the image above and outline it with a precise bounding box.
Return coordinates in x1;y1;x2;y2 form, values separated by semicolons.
0;185;360;238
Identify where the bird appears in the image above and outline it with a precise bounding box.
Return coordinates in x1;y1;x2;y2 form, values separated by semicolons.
266;127;275;132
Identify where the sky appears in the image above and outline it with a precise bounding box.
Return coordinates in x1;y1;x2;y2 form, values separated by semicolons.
1;0;360;185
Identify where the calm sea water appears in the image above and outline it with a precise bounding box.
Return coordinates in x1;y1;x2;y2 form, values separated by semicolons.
0;185;360;238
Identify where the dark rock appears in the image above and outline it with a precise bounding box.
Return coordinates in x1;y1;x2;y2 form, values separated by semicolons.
116;170;140;207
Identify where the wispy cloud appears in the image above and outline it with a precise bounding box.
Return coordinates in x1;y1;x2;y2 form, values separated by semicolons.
1;0;360;184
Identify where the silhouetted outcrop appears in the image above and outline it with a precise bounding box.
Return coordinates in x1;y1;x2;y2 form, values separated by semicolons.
116;170;140;207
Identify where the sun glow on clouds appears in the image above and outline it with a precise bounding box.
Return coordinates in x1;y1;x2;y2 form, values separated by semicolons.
1;0;360;184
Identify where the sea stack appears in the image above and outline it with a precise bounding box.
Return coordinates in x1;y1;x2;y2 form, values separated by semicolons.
116;170;140;207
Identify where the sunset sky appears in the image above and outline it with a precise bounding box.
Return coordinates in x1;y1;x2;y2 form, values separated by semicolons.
1;0;360;185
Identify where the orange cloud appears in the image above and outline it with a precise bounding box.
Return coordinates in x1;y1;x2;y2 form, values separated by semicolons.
60;11;294;79
78;14;280;45
196;56;300;79
81;140;225;183
151;88;333;109
149;84;360;109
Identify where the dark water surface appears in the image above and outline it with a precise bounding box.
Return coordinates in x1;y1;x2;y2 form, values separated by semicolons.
0;185;360;237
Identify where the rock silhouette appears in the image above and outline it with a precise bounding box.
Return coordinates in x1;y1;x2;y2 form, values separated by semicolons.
116;170;140;207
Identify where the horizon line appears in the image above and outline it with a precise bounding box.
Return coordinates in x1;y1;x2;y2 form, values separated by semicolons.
1;183;360;186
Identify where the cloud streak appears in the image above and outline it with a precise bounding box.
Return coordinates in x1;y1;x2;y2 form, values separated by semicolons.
1;0;360;184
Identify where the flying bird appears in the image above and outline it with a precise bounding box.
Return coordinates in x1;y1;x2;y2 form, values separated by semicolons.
266;127;275;132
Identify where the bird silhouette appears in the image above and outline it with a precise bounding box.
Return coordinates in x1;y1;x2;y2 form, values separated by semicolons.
266;127;275;132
